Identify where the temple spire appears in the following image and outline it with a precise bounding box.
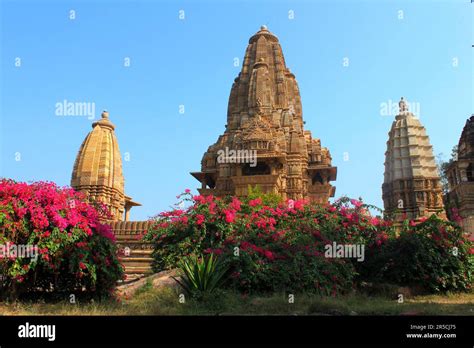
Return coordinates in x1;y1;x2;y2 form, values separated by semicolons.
383;97;445;222
191;27;337;203
71;110;140;221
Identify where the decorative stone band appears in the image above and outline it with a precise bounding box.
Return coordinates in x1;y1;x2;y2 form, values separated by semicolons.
109;220;152;236
382;177;446;222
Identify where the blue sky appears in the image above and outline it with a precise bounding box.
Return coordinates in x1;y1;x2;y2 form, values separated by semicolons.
0;0;472;220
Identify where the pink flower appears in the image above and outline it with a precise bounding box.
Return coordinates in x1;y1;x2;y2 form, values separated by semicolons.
224;209;236;223
240;241;252;250
294;200;306;211
38;247;49;255
370;217;380;226
96;223;115;241
264;250;274;260
208;202;217;215
350;199;363;208
231;197;242;211
349;213;359;223
249;198;262;207
193;195;206;204
195;214;205;226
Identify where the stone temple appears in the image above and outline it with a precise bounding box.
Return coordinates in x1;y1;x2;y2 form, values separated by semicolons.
71;110;140;221
71;111;152;279
68;31;467;279
446;115;474;236
191;26;337;203
382;98;445;222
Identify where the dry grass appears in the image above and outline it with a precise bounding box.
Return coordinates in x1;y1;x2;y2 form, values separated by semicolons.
0;285;473;316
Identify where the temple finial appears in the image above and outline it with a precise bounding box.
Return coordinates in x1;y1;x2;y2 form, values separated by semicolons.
101;110;109;119
399;97;408;114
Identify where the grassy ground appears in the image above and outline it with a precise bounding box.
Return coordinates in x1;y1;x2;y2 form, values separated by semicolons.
0;282;473;316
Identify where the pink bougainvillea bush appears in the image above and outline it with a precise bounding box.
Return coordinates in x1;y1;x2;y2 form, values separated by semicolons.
359;214;474;293
144;191;395;295
145;191;474;295
0;179;123;300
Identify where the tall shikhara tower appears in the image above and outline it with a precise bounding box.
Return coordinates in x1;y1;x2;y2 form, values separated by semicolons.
382;98;445;222
191;26;336;203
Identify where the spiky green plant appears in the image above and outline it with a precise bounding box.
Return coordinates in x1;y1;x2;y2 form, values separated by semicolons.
173;254;229;297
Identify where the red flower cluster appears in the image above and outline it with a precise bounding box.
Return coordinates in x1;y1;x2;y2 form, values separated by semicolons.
146;192;397;294
0;179;123;297
0;180;112;239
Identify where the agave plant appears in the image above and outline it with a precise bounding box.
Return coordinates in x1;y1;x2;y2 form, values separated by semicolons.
173;254;229;296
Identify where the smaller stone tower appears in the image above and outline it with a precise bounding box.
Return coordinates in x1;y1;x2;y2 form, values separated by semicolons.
71;110;140;221
382;97;445;222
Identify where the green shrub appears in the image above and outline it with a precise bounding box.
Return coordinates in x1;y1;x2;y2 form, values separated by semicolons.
173;254;229;298
246;185;282;207
358;215;473;293
145;191;474;295
145;192;391;295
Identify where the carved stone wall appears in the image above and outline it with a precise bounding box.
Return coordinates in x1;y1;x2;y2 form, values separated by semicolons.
446;115;474;237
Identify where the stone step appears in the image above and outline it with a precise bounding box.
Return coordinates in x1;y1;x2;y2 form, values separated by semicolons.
120;259;153;268
120;249;153;256
115;240;151;246
123;263;153;270
114;238;154;276
115;234;148;239
116;242;152;249
123;265;153;274
115;236;146;241
115;238;151;243
120;253;152;260
120;256;153;262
